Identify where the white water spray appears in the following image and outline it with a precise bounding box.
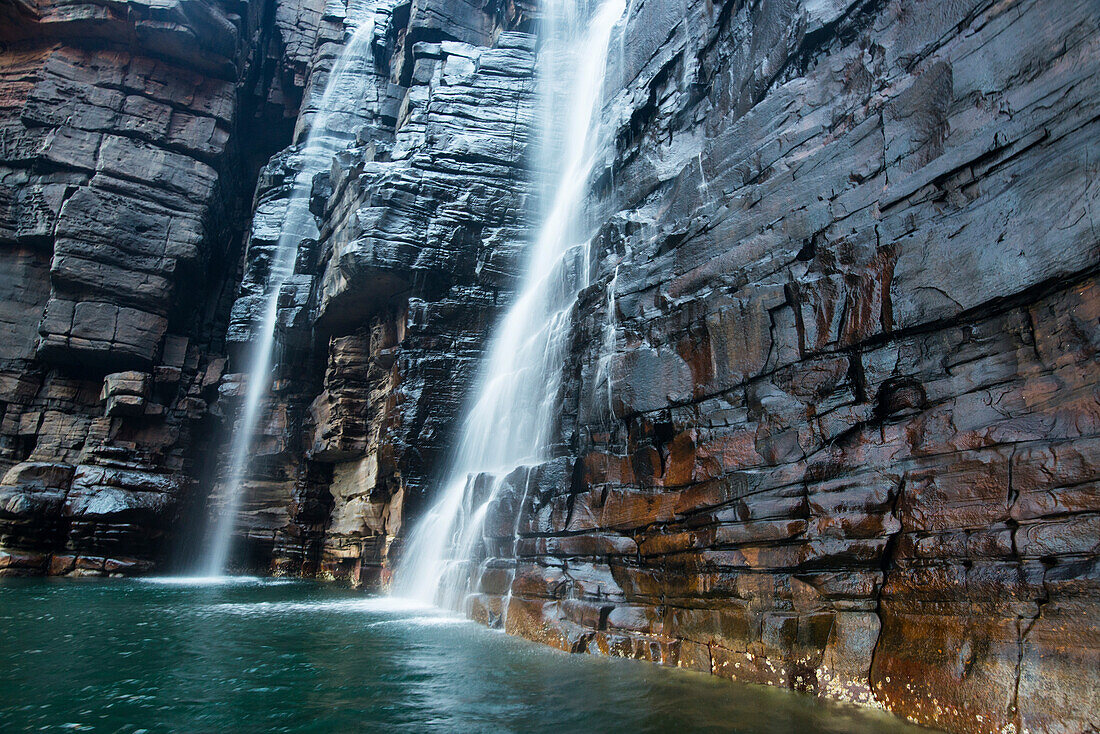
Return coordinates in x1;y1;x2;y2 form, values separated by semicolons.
395;0;627;608
595;263;619;423
202;6;379;576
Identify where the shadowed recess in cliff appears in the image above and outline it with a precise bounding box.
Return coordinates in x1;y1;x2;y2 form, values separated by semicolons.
393;0;628;610
200;3;381;576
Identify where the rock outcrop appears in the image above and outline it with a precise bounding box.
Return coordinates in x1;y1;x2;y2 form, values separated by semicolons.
201;0;537;580
0;0;310;573
470;2;1099;733
0;0;1096;732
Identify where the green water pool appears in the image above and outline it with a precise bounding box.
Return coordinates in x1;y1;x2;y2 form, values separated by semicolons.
0;578;934;733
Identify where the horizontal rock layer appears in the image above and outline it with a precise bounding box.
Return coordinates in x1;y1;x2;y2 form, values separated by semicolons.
0;0;312;573
466;1;1099;733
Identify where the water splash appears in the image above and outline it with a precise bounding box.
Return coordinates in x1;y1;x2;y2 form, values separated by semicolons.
208;597;438;616
202;5;379;576
140;576;271;586
595;263;620;423
394;0;627;609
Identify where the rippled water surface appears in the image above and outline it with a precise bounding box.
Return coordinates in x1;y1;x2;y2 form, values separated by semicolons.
0;579;932;733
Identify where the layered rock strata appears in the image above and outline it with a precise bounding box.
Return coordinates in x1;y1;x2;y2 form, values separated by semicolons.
0;0;1096;732
469;2;1099;733
0;0;312;574
205;0;537;581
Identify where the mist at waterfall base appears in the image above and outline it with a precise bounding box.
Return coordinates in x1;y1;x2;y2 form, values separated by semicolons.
0;579;938;734
393;0;626;613
198;8;378;576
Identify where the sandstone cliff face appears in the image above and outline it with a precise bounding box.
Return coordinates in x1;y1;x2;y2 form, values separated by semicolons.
0;0;1096;732
471;2;1098;733
0;0;537;575
203;0;537;579
0;0;313;574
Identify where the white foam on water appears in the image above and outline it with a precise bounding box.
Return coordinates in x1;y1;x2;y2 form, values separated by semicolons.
140;576;268;586
366;616;469;629
207;596;436;616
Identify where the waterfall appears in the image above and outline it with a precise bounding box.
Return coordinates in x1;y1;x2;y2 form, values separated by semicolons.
394;0;626;608
202;6;379;576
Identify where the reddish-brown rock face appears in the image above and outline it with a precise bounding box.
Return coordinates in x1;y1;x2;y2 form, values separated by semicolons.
0;0;1096;731
0;0;310;573
463;1;1100;732
1;0;540;577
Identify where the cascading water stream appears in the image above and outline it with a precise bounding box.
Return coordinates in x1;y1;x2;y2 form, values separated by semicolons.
201;6;378;576
395;0;627;609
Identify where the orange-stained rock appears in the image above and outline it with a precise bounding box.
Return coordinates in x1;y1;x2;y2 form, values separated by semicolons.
464;2;1100;731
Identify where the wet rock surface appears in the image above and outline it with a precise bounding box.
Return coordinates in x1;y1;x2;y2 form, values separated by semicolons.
0;0;314;573
202;1;536;581
466;1;1099;732
0;0;1096;731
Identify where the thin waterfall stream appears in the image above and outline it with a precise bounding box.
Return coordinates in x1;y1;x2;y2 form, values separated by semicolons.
394;0;627;610
201;6;379;576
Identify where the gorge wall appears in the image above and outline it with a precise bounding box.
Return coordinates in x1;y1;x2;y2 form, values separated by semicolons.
488;3;1099;734
0;0;306;574
0;0;1097;733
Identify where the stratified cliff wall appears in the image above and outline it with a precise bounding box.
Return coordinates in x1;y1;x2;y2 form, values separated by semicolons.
203;0;538;580
0;0;312;573
0;0;1096;732
479;2;1099;733
0;0;538;576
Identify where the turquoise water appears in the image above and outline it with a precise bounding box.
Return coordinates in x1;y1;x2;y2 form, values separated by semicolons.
0;579;931;733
